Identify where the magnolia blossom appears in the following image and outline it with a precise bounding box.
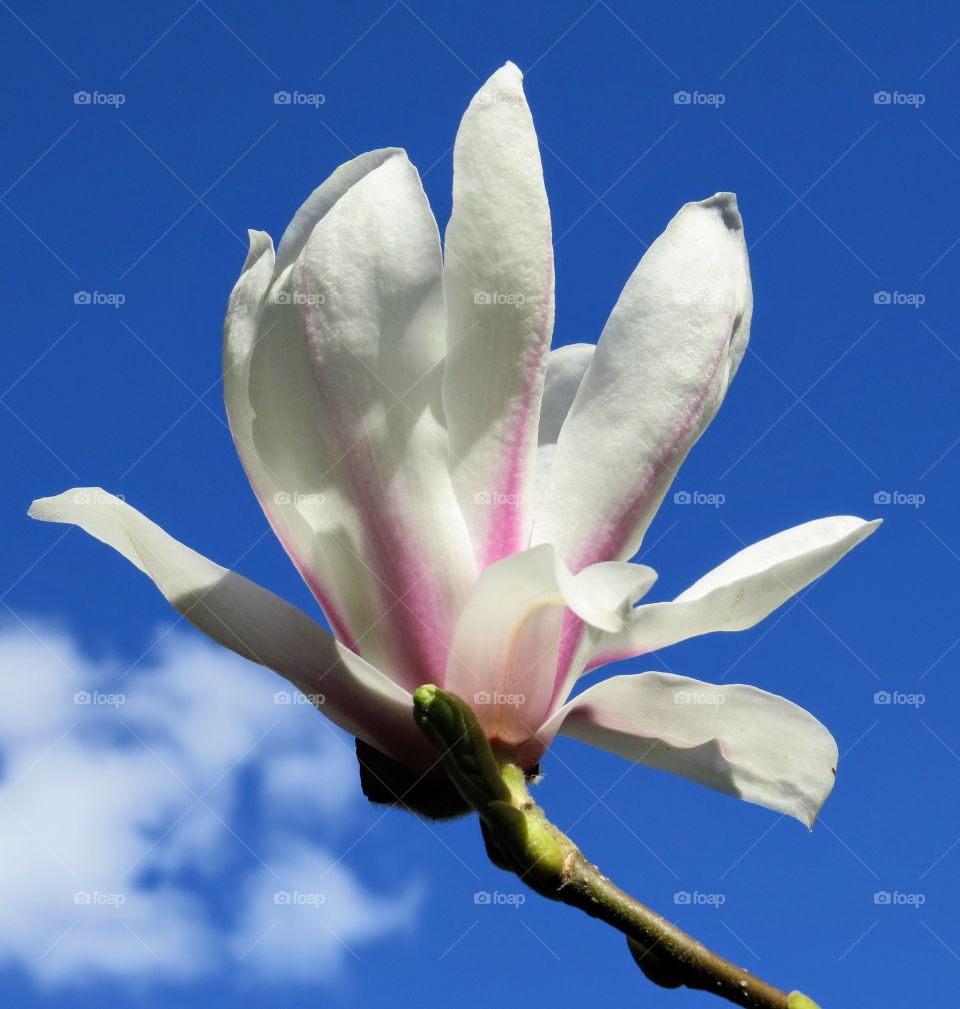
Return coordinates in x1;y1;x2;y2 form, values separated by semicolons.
30;63;878;828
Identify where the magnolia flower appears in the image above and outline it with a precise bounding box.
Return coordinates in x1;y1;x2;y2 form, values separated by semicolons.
30;63;877;829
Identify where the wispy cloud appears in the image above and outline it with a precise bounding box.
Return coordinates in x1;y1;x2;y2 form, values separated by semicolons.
0;623;420;988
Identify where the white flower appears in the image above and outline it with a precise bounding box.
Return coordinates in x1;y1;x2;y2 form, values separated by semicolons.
30;63;878;828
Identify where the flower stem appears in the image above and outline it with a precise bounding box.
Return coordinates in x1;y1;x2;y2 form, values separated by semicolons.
412;685;821;1009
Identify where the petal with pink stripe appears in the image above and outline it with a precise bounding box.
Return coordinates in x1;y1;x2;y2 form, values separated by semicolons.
442;63;554;568
444;545;655;753
224;152;475;693
533;194;752;570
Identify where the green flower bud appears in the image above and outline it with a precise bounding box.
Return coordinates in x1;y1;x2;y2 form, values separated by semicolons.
412;684;512;811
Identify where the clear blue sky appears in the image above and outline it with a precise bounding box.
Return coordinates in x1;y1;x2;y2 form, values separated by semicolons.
2;1;958;1006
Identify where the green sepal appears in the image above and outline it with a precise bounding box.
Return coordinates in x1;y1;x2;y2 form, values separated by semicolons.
412;684;512;811
485;799;567;885
479;817;519;873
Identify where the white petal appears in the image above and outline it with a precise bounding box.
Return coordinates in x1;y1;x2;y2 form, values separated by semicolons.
542;671;838;826
587;516;880;672
444;545;655;749
533;194;752;569
535;343;594;508
273;149;400;276
442;63;554;567
28;490;432;766
224;152;475;694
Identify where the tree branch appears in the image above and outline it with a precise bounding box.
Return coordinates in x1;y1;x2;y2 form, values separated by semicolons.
412;685;821;1009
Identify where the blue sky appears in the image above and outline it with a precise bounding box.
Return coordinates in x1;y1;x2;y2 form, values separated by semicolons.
2;1;958;1005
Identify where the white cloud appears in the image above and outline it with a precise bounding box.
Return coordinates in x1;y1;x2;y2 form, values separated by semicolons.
0;622;419;989
232;841;419;982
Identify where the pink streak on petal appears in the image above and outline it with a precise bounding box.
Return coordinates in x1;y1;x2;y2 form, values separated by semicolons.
299;300;454;693
268;518;360;651
583;647;645;672
551;609;583;700
543;609;641;717
481;252;554;568
541;317;736;709
228;427;360;652
540;313;738;718
571;312;735;573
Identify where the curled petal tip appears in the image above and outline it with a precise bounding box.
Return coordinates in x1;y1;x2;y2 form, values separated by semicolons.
697;192;742;231
383;145;410;164
498;60;523;79
242;229;273;271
